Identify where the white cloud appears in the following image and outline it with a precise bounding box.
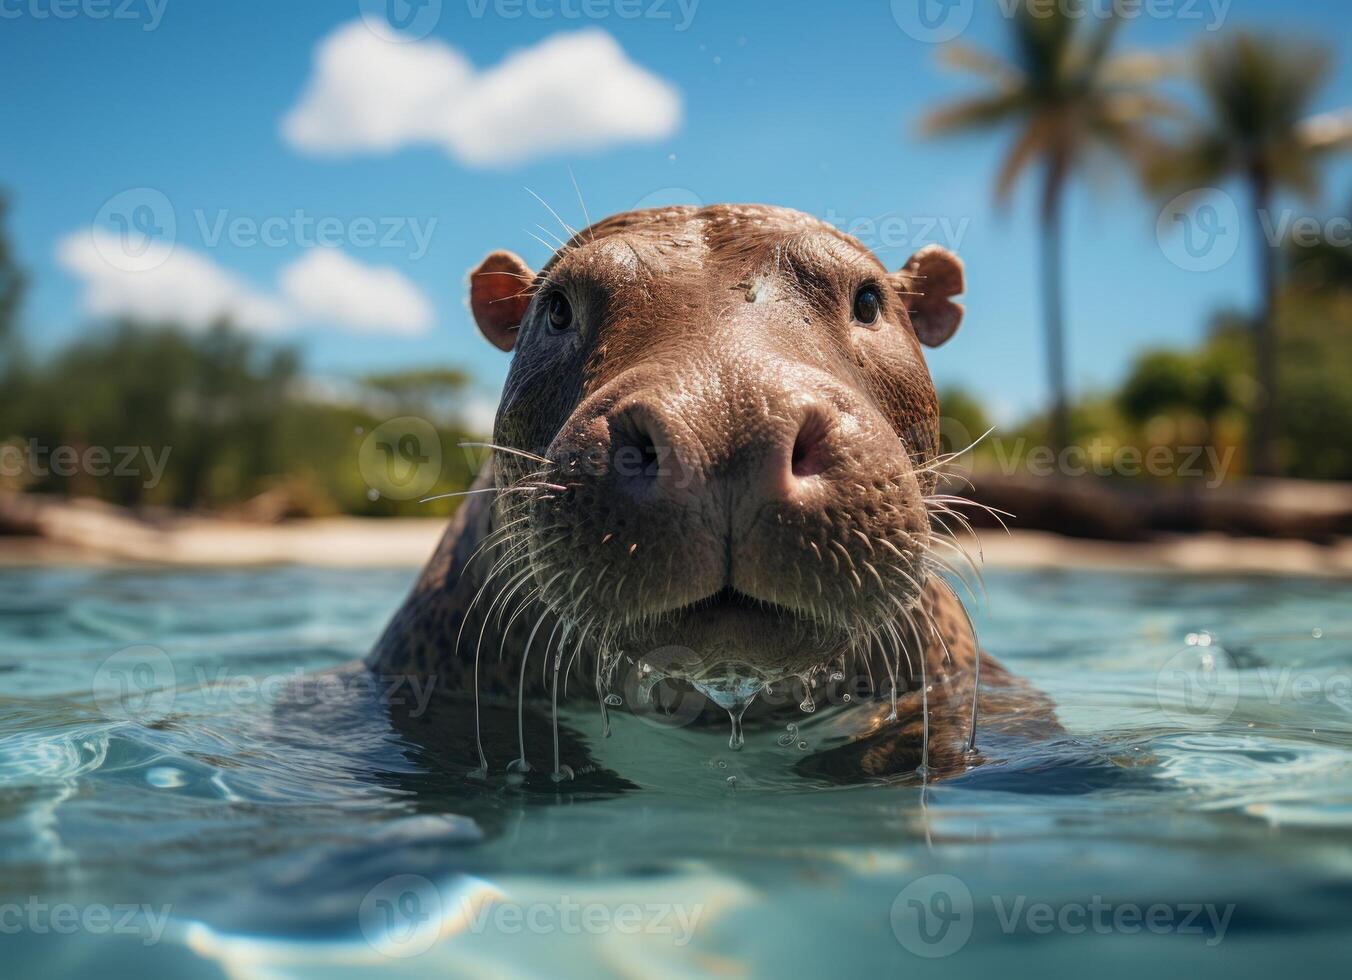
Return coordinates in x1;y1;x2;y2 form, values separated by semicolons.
57;233;433;337
58;231;291;332
279;248;432;336
458;393;500;435
282;22;681;167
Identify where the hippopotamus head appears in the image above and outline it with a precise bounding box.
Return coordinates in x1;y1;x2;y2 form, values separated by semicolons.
467;204;965;700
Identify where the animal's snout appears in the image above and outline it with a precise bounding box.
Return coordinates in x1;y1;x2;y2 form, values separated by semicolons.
526;352;932;680
598;390;847;511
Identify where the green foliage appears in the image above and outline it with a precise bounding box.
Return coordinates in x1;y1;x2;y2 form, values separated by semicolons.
0;193;22;351
1117;344;1244;427
0;321;480;515
0;193;28;427
1274;286;1352;479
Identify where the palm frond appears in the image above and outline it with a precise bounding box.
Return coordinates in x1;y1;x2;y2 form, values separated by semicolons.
938;42;1020;84
920;90;1028;136
994;115;1056;205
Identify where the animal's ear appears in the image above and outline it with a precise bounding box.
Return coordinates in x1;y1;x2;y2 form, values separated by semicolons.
895;245;965;348
469;250;535;352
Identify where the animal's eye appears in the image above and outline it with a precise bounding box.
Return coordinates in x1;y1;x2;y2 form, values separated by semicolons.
547;292;573;332
852;285;882;327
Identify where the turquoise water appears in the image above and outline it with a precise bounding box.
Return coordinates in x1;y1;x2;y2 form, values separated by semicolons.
2;564;1350;978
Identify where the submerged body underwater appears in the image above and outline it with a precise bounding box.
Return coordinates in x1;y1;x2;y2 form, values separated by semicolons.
2;564;1349;977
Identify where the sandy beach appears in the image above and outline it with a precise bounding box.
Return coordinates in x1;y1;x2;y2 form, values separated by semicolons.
3;494;1350;577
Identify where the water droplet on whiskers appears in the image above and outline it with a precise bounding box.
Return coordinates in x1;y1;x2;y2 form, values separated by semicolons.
603;693;623;706
550;765;574;784
797;676;816;713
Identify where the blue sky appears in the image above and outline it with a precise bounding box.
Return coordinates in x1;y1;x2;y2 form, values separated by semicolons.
2;0;1351;426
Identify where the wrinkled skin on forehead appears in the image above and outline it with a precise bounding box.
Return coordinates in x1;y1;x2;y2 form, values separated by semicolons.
371;204;1055;784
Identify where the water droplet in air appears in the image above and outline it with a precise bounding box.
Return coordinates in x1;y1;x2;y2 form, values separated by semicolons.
1312;628;1324;639
796;740;808;751
728;711;746;751
603;693;623;706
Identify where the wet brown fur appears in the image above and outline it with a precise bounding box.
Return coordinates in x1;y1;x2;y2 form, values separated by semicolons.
370;205;1057;782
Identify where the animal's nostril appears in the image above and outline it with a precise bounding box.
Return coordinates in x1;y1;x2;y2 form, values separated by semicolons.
612;409;664;479
635;428;660;477
791;411;830;479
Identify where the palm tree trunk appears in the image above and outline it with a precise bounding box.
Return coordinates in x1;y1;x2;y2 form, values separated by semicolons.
1040;158;1070;459
1248;171;1279;477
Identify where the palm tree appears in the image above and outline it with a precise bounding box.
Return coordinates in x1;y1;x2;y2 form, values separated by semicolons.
920;5;1170;456
1149;33;1352;477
